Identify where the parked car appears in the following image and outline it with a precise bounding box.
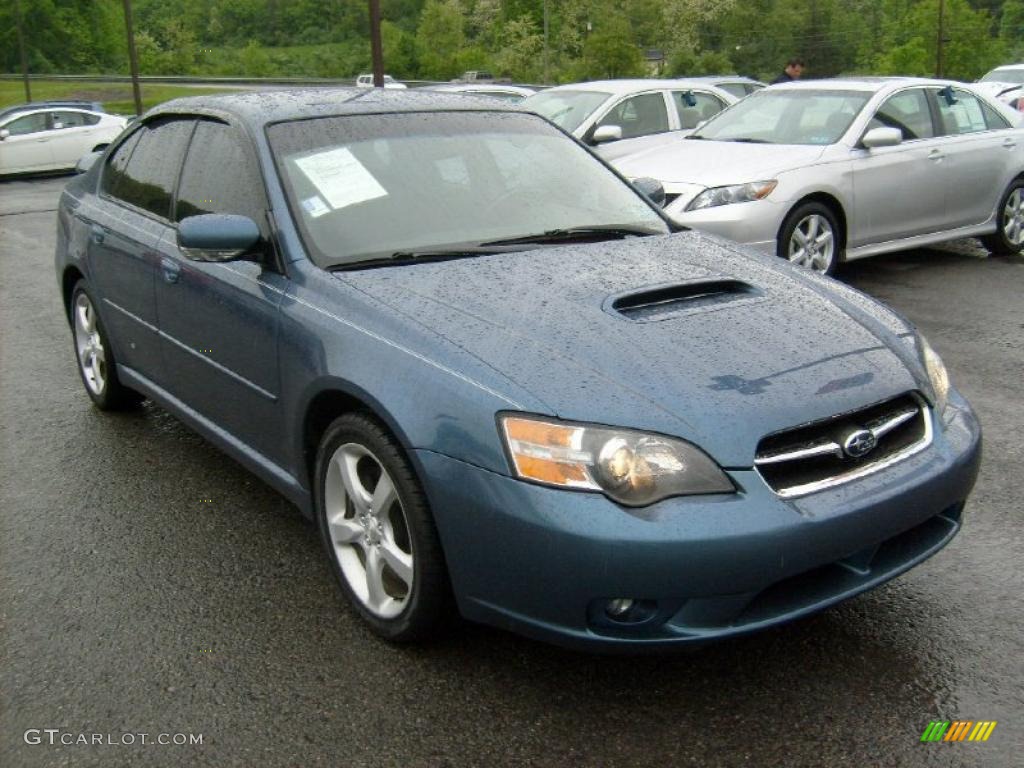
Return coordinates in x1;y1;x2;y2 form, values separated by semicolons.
0;99;105;123
977;64;1024;108
521;79;738;159
613;77;1024;274
455;70;496;83
56;88;980;650
422;83;536;103
686;75;766;99
0;106;127;176
355;74;407;89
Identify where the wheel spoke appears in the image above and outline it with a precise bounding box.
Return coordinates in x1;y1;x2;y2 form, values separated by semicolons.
792;228;808;248
370;473;396;515
806;216;820;240
815;231;833;249
336;450;371;514
379;540;413;587
328;513;364;545
364;548;390;612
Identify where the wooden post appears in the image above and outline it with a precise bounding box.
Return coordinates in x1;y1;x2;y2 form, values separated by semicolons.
14;0;31;102
369;0;384;87
122;0;144;116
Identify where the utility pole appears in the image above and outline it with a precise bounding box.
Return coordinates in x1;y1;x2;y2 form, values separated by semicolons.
122;0;144;116
935;0;945;78
14;0;31;102
368;0;384;87
543;0;550;84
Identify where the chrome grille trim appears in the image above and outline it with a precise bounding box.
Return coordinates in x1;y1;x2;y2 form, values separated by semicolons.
755;394;933;498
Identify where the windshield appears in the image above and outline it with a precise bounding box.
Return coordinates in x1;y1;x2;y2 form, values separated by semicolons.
981;69;1024;84
693;89;871;145
268;111;669;268
522;90;612;133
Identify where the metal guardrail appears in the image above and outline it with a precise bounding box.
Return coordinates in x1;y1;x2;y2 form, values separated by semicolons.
0;73;448;88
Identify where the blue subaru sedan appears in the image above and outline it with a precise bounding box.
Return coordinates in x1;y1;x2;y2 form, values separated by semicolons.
55;89;981;650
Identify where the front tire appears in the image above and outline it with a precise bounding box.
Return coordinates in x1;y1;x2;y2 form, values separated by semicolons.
778;202;841;275
70;281;141;410
314;413;451;642
981;179;1024;256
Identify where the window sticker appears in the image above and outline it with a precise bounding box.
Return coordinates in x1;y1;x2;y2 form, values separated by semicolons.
301;195;331;219
294;147;387;210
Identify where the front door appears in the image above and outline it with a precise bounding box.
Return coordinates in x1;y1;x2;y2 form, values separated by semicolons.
153;119;286;464
0;112;55;172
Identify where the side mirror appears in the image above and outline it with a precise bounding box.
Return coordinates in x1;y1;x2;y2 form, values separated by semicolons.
861;126;903;149
0;129;9;141
592;124;623;144
178;214;261;262
633;177;666;207
75;151;101;174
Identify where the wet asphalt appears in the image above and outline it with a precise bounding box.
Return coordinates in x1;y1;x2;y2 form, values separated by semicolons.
1;176;1021;767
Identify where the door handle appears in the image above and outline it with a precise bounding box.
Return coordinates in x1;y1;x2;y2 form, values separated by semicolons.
1003;138;1017;150
927;149;944;162
161;257;181;284
90;225;106;244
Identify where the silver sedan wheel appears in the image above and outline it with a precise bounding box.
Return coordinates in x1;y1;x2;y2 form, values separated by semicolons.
1002;188;1024;246
73;293;106;396
324;443;414;619
788;214;835;273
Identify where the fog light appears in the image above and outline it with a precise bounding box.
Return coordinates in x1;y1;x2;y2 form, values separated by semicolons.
605;598;635;618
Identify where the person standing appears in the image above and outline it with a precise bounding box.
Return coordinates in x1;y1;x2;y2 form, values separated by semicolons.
771;58;805;84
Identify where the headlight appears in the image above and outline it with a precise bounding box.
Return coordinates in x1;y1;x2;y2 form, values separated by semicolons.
686;180;777;211
919;334;950;414
499;415;735;506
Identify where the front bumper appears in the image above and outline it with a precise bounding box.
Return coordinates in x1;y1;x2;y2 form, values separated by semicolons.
416;395;981;651
667;198;787;254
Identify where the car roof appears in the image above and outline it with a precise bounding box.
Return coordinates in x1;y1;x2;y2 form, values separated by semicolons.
426;83;535;94
0;100;104;121
687;75;764;85
989;64;1024;71
147;87;522;127
540;79;736;96
765;76;966;93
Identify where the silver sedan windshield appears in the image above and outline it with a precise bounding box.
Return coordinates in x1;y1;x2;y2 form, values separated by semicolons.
269;111;668;267
694;89;871;145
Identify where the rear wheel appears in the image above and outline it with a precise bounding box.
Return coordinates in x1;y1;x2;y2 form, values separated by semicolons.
778;202;841;275
314;413;452;642
981;179;1024;256
70;281;141;410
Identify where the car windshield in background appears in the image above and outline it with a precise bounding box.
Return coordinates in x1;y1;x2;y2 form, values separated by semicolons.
521;90;611;133
268;111;668;269
981;69;1024;84
692;89;871;145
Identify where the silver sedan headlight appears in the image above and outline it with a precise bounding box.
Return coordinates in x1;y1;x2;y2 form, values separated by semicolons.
687;180;777;211
500;415;735;507
919;334;950;414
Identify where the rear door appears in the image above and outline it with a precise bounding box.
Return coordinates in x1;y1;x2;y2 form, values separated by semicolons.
152;119;286;462
87;117;196;383
0;111;55;171
931;87;1015;229
671;89;728;130
849;87;948;247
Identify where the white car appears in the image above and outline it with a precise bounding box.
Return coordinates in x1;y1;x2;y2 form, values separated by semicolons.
355;74;407;89
422;83;536;103
612;77;1024;274
977;64;1024;109
521;79;738;160
0;107;127;175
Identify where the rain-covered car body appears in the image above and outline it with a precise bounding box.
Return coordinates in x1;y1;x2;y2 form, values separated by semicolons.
613;77;1024;263
54;88;980;650
521;78;739;160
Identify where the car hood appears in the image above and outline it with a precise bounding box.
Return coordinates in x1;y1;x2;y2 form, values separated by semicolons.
613;138;828;189
337;233;925;466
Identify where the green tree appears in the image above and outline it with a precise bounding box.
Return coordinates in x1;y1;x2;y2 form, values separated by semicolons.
581;12;644;79
416;0;465;79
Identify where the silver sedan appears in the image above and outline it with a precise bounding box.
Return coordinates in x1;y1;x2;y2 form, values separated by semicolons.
612;78;1024;273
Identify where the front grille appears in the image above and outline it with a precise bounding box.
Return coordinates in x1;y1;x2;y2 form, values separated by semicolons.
755;393;931;497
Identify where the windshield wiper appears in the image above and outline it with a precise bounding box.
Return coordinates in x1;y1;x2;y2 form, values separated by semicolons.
685;134;707;140
725;137;771;144
331;246;502;271
482;225;661;247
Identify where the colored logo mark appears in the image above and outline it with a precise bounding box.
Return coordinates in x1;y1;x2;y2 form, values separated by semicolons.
920;721;997;742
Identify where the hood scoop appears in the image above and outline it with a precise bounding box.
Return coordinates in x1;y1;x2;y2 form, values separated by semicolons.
606;279;764;323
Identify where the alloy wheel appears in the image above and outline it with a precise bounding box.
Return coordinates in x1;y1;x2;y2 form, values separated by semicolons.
74;293;107;396
323;443;414;619
788;214;835;273
1002;188;1024;247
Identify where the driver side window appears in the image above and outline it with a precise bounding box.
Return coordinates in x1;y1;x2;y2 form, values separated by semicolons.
4;113;48;136
869;89;935;141
596;93;670;140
